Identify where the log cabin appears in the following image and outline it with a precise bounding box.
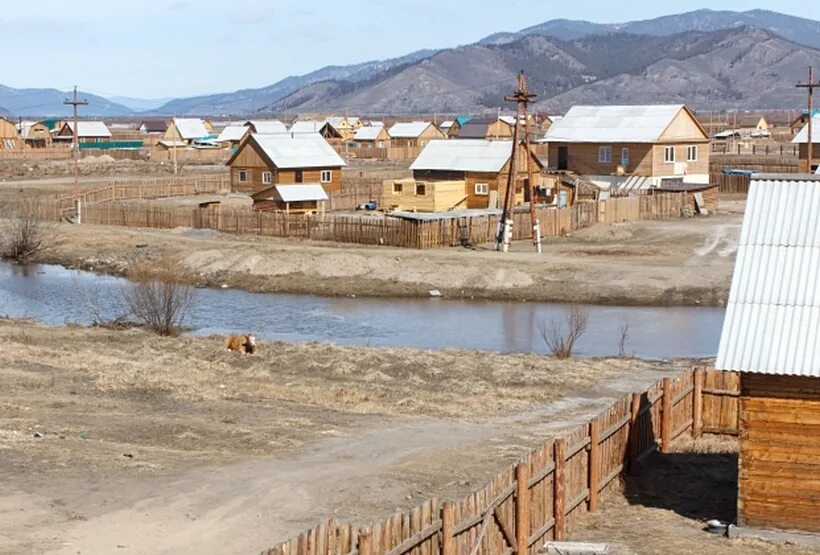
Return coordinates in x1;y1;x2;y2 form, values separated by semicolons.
409;139;547;209
388;122;445;148
543;104;710;190
792;114;820;174
716;174;820;535
226;133;345;194
54;121;112;144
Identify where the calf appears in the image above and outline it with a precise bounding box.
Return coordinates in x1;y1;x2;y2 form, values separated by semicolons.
226;334;257;354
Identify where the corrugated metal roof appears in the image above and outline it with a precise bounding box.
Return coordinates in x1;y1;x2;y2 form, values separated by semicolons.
275;184;328;202
791;115;820;144
389;121;432;138
353;125;386;141
66;121;112;138
716;174;820;377
544;104;686;143
216;126;249;143
246;120;287;134
410;139;512;173
174;118;210;140
252;133;346;169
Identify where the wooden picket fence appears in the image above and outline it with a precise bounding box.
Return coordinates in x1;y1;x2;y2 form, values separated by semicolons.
0;147;73;160
710;173;751;195
709;154;798;174
262;368;739;555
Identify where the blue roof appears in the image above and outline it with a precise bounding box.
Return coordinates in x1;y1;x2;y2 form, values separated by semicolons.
456;116;474;126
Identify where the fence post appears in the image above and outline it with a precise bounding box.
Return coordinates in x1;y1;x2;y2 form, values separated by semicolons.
553;439;566;541
358;528;371;555
515;463;530;554
588;420;600;511
629;392;641;474
693;368;704;439
441;502;455;555
661;377;672;453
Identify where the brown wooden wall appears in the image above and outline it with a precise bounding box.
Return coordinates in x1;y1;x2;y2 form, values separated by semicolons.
798;143;820;173
547;141;710;177
738;373;820;532
0;118;17;140
229;140;342;194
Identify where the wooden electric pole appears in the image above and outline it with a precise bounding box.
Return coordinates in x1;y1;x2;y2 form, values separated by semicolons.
495;71;538;253
797;66;820;173
64;86;88;205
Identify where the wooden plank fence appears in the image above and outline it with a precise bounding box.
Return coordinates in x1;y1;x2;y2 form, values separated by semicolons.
711;173;751;195
262;368;740;555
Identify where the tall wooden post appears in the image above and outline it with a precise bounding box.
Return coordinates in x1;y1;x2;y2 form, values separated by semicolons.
553;439;566;540
693;368;705;438
441;502;455;555
661;378;673;453
796;66;820;173
515;463;531;554
628;393;641;474
358;528;372;555
588;420;601;511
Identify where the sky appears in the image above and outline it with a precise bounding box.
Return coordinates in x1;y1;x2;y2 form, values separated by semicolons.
1;0;819;99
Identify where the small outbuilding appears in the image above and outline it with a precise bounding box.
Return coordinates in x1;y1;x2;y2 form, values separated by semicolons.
251;183;328;214
716;173;820;535
382;178;467;212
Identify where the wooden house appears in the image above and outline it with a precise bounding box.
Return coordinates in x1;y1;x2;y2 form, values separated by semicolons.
410;139;546;209
226;133;345;194
736;115;769;133
382;178;467;212
216;126;250;147
289;120;343;140
139;119;169;134
20;120;59;148
54;121;112;143
0;117;17;147
446;116;473;138
543;104;711;190
251;183;328;214
792;114;820;173
245;120;287;134
716;174;820;535
388;122;445;147
458;117;514;140
325;117;355;140
352;125;390;148
164;118;211;144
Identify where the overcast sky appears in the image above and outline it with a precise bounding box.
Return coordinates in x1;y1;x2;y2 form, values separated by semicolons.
2;0;819;99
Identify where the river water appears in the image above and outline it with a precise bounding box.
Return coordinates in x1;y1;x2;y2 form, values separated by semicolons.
0;262;725;358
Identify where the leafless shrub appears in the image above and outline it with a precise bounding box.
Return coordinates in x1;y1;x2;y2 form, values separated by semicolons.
122;258;195;336
538;306;589;359
1;201;52;262
618;318;631;358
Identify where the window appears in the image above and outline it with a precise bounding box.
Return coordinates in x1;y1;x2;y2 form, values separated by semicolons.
620;148;630;166
238;170;248;183
598;146;612;163
664;146;675;163
262;171;272;184
687;145;698;162
294;169;303;183
475;182;489;196
393;182;403;194
415;183;426;196
320;170;332;183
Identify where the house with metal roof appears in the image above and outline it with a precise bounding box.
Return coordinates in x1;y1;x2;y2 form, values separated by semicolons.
388;122;445;147
226;133;345;195
139;119;169;134
288;120;343;139
457;117;514;140
352;125;390;147
54;121;112;143
543;104;710;191
409;139;546;209
716;173;820;537
163;118;211;143
791;114;820;173
251;183;329;214
216;126;250;146
245;120;287;135
18;120;53;148
0;117;18;147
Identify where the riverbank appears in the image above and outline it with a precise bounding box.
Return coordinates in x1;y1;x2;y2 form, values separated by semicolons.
0;319;694;554
29;203;743;306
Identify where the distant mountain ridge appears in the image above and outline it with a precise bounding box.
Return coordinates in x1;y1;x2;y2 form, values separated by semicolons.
0;85;133;117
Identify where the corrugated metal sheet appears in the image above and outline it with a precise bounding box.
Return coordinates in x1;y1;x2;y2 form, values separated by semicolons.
409;139;512;173
791;115;820;144
716;174;820;377
67;121;112;138
544;104;685;143
252;133;346;169
174;118;209;140
216;126;249;143
275;184;328;202
388;122;433;138
353;125;385;141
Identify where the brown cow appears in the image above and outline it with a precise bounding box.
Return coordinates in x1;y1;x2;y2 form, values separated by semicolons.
227;334;256;354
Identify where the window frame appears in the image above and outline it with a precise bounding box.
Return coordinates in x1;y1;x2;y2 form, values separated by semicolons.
598;146;612;164
320;170;332;183
687;145;698;162
393;182;403;195
415;183;426;196
620;147;630;166
474;182;489;196
238;170;248;183
294;169;303;183
262;171;272;185
664;146;676;163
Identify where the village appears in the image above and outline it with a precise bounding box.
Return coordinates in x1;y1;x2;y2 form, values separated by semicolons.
3;4;820;555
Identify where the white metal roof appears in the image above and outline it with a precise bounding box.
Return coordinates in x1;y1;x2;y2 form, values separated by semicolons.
289;121;327;134
544;104;686;143
174;118;210;140
65;121;112;138
246;120;287;134
325;116;347;129
275;184;328;202
216;126;249;143
439;121;454;129
353;125;386;141
716;174;820;377
792;115;820;143
389;121;432;138
410;139;512;173
251;133;346;169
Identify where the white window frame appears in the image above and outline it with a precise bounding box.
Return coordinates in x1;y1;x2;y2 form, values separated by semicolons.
320;170;332;183
664;146;675;163
262;171;272;184
620;148;630;166
238;170;248;183
598;146;612;163
687;145;698;162
474;182;489;196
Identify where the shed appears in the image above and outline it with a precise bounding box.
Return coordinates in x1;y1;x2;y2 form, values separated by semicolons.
716;173;820;534
382;178;468;212
251;183;328;213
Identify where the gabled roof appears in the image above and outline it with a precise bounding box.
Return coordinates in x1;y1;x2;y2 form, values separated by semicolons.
140;119;168;133
389;121;434;138
289;120;328;134
64;121;112;138
458;117;512;139
792;115;820;144
325;116;348;129
544;104;703;143
716;174;820;378
410;140;514;173
216;126;249;143
229;133;346;170
174;118;210;140
353;125;387;141
245;120;287;134
439;121;454;129
275;184;329;203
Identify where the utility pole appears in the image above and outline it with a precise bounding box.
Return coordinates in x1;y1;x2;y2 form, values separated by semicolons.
495;71;538;253
64;86;88;210
172;114;179;175
797;66;820;173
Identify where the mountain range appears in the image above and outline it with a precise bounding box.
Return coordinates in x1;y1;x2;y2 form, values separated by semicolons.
1;9;819;117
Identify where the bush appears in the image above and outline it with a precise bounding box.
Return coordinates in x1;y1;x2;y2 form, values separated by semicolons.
538;306;589;359
1;202;50;262
122;258;195;336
